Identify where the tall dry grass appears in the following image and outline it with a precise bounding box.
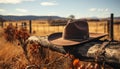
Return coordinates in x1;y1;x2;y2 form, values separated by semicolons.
0;28;27;68
0;37;28;69
0;28;72;69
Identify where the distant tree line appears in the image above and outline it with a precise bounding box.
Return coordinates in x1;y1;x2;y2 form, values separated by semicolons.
49;19;67;26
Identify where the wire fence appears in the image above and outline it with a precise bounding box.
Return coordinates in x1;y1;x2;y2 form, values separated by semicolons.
1;20;120;41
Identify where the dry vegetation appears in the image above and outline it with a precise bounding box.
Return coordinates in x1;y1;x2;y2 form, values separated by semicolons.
88;20;120;40
0;20;120;69
0;27;28;69
3;20;120;40
0;27;72;69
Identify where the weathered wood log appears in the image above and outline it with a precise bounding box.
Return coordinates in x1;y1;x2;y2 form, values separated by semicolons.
26;36;120;67
26;36;66;54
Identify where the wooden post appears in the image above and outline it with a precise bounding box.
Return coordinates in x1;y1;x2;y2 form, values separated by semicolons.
29;20;32;34
1;21;4;28
109;13;114;41
107;20;110;39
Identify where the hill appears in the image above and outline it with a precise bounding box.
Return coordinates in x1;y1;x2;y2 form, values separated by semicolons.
0;15;66;21
0;15;120;21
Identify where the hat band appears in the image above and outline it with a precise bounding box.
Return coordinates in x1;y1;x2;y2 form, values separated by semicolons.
63;35;88;41
63;34;88;39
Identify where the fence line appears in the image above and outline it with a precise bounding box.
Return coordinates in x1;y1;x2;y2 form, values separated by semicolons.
1;20;120;41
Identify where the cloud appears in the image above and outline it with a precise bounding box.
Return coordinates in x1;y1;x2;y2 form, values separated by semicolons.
89;8;97;12
4;12;33;16
0;9;5;12
89;8;109;12
98;8;109;12
104;8;109;12
16;8;28;13
5;13;26;16
0;0;35;4
40;2;58;6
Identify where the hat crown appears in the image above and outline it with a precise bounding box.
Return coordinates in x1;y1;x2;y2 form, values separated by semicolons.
48;20;107;46
63;20;89;40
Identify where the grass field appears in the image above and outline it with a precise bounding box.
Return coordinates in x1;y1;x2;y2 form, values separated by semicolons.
88;21;120;40
29;20;120;41
2;20;120;40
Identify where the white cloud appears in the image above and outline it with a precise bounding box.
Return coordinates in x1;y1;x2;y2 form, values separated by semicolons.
98;9;104;12
16;8;28;13
0;9;5;12
40;2;58;6
89;8;96;12
89;8;109;12
0;0;35;4
104;8;109;11
5;12;39;16
98;8;109;12
5;13;25;16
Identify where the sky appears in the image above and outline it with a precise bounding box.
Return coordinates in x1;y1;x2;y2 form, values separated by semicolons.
0;0;120;18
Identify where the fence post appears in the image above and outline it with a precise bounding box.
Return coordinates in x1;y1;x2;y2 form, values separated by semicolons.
1;21;4;28
104;21;106;33
107;20;109;37
29;20;32;34
109;13;114;41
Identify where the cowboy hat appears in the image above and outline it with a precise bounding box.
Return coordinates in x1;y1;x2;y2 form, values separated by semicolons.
48;20;107;46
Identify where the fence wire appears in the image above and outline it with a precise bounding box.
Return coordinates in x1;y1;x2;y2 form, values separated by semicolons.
2;20;120;41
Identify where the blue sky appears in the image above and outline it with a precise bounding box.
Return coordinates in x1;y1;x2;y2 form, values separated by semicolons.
0;0;120;18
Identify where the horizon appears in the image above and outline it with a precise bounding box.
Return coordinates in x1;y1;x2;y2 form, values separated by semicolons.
1;14;120;19
0;0;120;18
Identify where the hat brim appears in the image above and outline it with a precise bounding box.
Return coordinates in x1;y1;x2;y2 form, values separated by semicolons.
48;32;107;46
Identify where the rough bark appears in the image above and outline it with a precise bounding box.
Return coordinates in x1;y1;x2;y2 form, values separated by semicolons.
26;36;120;67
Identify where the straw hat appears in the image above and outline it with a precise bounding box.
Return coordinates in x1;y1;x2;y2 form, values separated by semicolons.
48;20;107;46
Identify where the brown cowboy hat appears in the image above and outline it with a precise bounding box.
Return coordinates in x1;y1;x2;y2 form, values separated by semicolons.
48;20;107;46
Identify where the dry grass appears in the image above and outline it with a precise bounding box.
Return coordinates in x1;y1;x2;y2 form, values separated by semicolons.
31;24;64;36
0;37;28;69
0;28;72;69
25;42;72;69
3;20;120;41
1;20;120;69
0;28;28;69
30;20;120;41
88;21;120;40
88;21;108;33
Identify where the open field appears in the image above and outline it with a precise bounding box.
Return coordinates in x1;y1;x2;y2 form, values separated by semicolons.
88;21;120;41
2;20;120;41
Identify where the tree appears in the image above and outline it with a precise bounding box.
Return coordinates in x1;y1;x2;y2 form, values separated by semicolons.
68;15;75;19
67;15;75;23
